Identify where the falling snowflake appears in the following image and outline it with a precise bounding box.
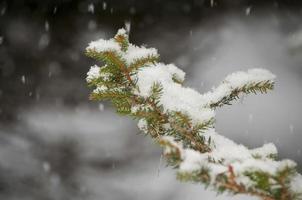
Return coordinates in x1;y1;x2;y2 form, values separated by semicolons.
88;3;95;14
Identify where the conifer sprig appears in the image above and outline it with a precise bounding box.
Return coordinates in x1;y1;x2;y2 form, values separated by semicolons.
209;80;274;108
85;29;302;200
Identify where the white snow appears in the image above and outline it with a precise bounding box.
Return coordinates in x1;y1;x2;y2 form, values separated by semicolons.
87;39;121;53
250;143;277;159
165;63;185;82
86;65;100;82
210;0;214;7
93;85;108;93
208;163;228;179
88;3;95;14
166;128;297;184
179;149;207;172
137;119;148;134
124;44;158;65
202;83;232;105
53;6;57;14
131;104;152;114
161;84;215;125
134;63;214;125
290;173;302;193
225;68;276;89
134;63;172;97
203;129;252;163
87;31;158;66
42;161;51;172
245;7;252;16
38;34;50;49
202;68;276;106
45;21;49;32
102;2;107;10
116;28;127;36
232;159;296;175
21;75;26;84
125;21;131;33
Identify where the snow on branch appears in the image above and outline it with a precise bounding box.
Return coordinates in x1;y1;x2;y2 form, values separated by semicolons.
85;29;302;200
203;69;276;108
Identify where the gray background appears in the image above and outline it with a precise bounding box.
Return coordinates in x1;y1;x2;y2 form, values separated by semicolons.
0;1;301;199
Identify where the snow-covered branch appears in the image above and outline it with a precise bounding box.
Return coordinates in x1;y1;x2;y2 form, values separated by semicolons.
85;29;302;200
204;69;275;108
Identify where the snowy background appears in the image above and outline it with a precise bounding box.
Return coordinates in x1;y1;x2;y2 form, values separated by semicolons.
0;0;302;199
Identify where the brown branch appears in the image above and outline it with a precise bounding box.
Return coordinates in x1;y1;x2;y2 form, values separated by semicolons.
171;121;211;153
115;60;212;153
218;166;276;200
104;51;135;86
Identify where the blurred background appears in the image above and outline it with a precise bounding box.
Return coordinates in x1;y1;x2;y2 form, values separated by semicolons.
0;0;302;199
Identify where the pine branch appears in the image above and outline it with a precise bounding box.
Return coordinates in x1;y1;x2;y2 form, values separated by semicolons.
85;28;302;200
209;80;274;109
128;55;160;71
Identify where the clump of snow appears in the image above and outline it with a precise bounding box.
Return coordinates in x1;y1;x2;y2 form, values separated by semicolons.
87;30;158;65
131;105;140;113
250;143;277;159
208;163;228;179
86;65;100;82
232;159;296;175
134;63;214;125
134;63;172;97
93;85;108;93
98;66;112;81
202;129;251;163
131;104;152;114
202;68;276;106
165;63;185;82
225;68;276;89
116;28;127;36
87;39;121;53
161;84;215;125
202;83;232;106
176;128;297;182
124;44;158;65
179;149;207;172
137;119;148;134
290;174;302;193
